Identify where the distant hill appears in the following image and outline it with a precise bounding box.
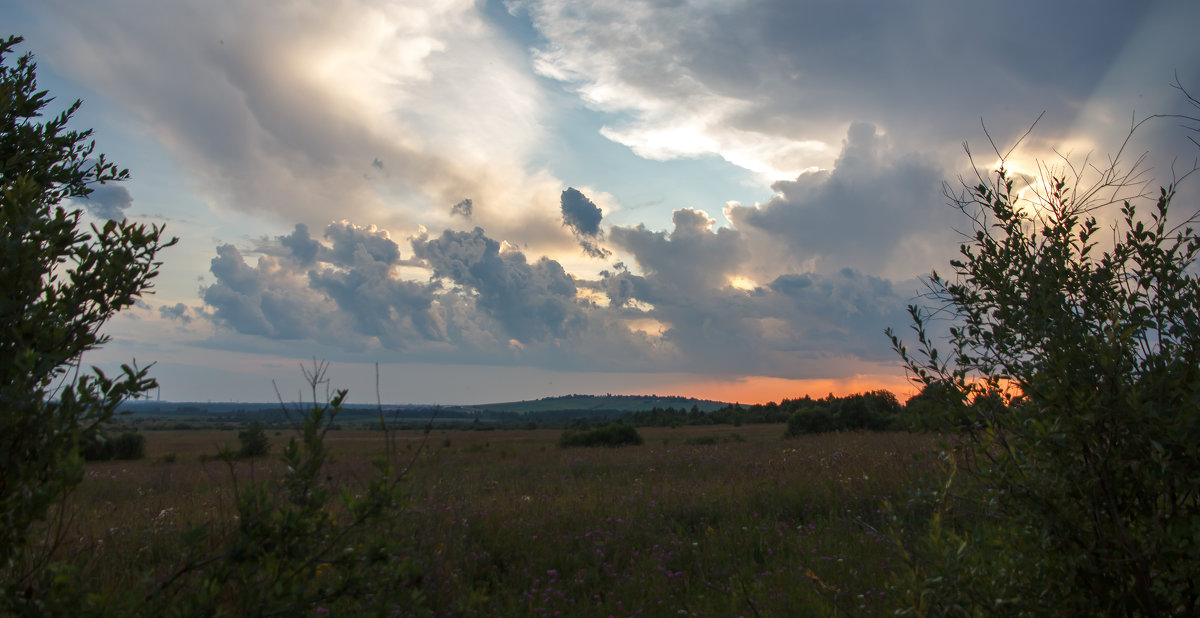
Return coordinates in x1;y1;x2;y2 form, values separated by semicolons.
462;394;729;414
117;394;730;420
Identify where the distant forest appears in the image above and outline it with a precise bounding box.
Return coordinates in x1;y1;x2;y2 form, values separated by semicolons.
117;390;920;434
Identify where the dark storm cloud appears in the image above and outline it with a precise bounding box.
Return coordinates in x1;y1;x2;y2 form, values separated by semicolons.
451;198;473;218
560;187;603;236
559;187;611;259
413;227;585;343
79;184;133;221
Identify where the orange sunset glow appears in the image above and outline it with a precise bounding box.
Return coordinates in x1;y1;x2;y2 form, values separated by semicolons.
656;373;920;406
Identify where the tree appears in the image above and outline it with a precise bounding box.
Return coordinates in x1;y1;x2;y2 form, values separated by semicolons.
238;421;270;458
0;35;175;574
888;98;1200;615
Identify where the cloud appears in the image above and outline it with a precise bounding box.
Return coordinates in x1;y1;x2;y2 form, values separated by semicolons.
278;223;320;266
560;187;603;236
413;227;585;344
321;221;401;267
560;187;611;259
516;0;1181;180
204;222;443;349
610;207;745;298
29;0;579;253
604;207;913;376
79;183;133;221
451;198;473;218
158;302;192;324
195;207;922;383
726;123;947;280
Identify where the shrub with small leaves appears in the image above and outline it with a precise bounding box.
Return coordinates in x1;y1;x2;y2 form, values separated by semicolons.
889;102;1200;615
0;35;174;589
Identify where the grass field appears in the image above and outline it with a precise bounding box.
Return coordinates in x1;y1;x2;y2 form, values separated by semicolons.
48;424;942;616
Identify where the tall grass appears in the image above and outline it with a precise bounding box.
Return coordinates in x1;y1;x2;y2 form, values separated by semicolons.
46;425;939;615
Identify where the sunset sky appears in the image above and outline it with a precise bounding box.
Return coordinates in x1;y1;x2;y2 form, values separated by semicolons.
6;1;1200;405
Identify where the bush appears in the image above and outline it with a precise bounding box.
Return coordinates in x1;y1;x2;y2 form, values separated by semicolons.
785;408;837;435
237;421;270;458
80;431;146;461
559;423;644;447
0;35;174;573
889;102;1200;615
111;432;146;460
784;390;902;435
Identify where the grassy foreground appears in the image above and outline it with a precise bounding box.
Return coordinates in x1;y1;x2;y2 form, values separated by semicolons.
50;425;940;616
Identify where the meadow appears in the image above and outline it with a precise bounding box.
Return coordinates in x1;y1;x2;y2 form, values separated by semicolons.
50;424;943;616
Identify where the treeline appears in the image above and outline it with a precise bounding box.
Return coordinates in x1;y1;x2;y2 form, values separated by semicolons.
621;390;906;434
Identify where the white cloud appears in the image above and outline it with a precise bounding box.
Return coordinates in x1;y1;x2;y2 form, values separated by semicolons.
28;0;574;252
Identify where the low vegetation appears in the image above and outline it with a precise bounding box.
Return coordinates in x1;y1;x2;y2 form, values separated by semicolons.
23;422;941;615
558;423;644;447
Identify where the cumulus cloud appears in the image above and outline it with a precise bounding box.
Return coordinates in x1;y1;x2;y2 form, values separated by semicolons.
610;208;745;299
413;227;585;343
278;223;320;266
603;207;912;376
727;123;947;280
204;222;443;349
79;183;133;221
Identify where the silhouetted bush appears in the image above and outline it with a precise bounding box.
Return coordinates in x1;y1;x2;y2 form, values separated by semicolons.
559;423;643;447
785;408;837;435
111;432;146;460
237;421;270;458
80;431;146;461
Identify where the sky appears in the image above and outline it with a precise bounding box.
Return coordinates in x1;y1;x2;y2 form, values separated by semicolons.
6;0;1200;405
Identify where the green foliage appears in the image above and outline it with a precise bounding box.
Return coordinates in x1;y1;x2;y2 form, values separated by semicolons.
0;34;174;576
784;390;903;436
139;360;414;615
559;423;644;447
81;431;146;461
888;111;1200;615
237;420;270;458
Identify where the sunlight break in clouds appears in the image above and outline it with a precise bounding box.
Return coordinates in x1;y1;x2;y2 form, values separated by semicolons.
33;0;575;254
518;0;835;181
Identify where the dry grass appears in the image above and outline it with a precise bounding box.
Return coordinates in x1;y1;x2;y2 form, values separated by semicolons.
48;424;941;615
